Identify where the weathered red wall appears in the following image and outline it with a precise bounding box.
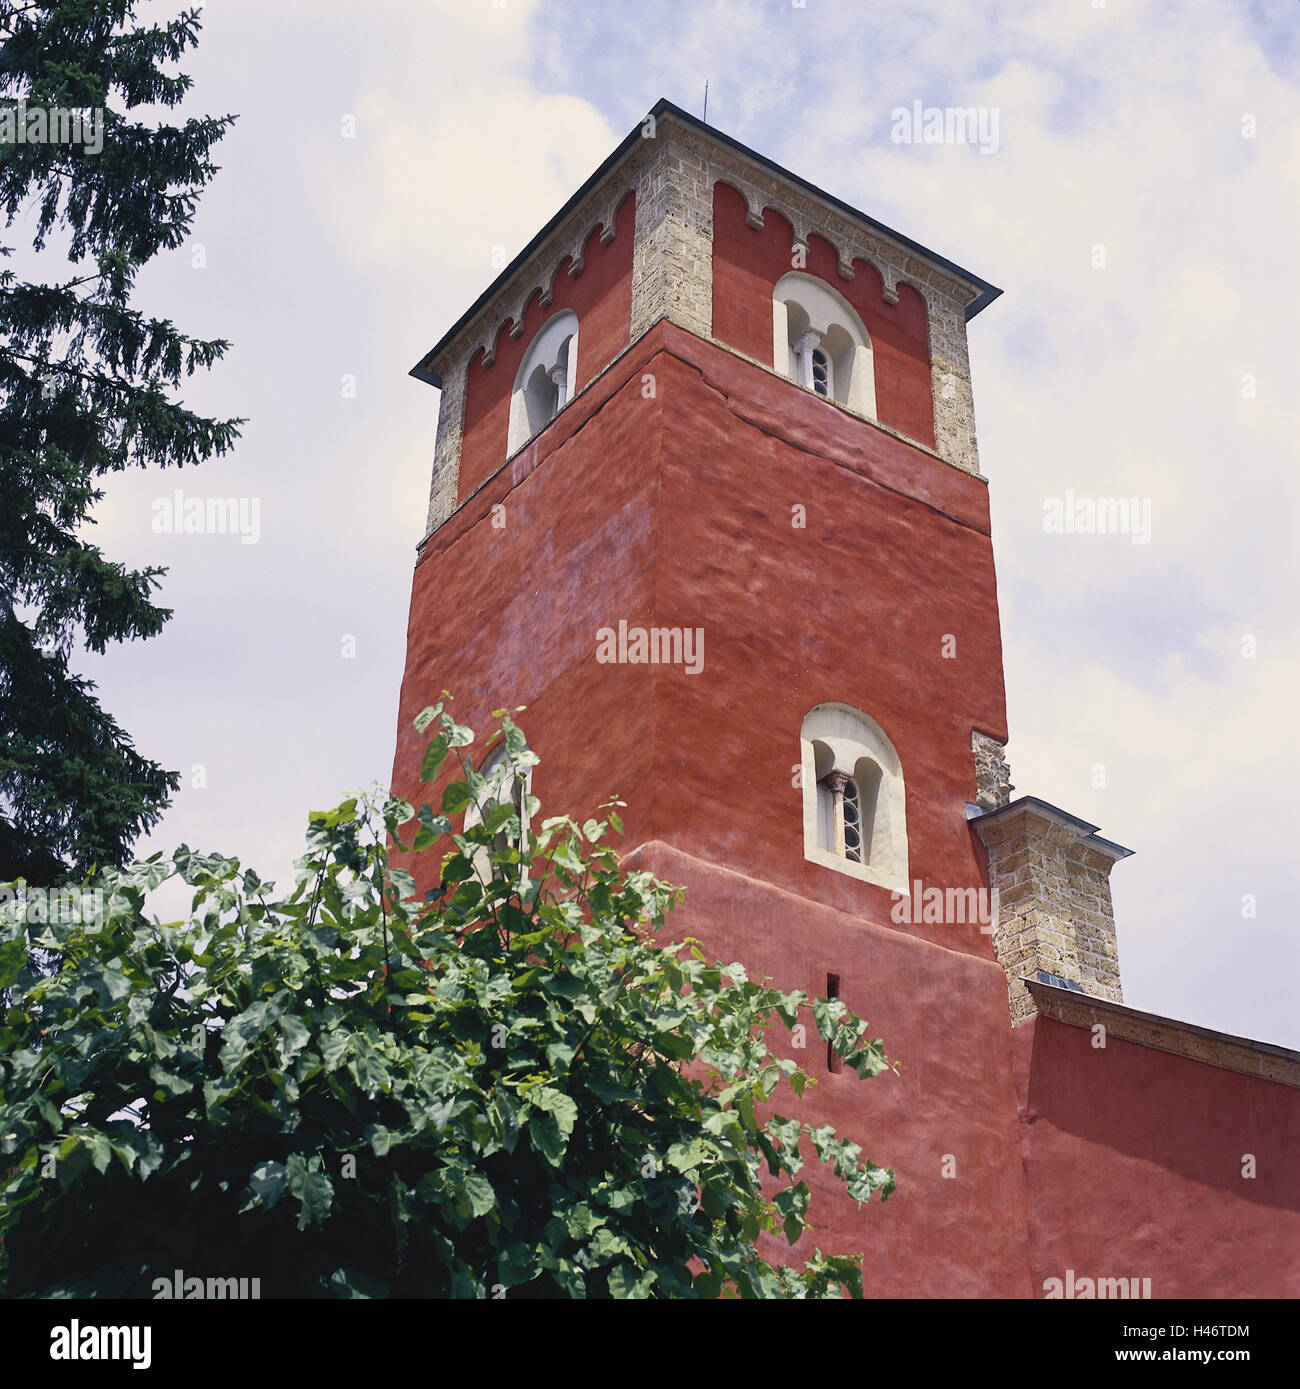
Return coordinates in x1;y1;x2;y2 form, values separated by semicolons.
393;315;661;833
457;190;635;502
711;182;936;449
627;840;1036;1297
644;335;1004;949
1013;1017;1300;1297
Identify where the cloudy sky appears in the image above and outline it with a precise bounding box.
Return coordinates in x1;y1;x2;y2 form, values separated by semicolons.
55;0;1299;1046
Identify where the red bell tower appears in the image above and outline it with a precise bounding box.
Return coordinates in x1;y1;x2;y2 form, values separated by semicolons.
392;100;1300;1298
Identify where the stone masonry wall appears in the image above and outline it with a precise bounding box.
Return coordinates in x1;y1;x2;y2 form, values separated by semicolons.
629;119;712;341
971;730;1013;811
974;802;1126;1023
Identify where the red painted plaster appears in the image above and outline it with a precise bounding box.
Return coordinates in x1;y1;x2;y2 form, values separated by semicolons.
394;322;1006;959
627;841;1036;1298
1013;1016;1300;1297
711;182;936;449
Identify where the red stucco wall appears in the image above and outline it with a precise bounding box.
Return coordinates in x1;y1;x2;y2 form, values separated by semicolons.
457;190;635;502
628;840;1036;1298
711;182;936;449
1014;1016;1300;1297
643;335;1004;949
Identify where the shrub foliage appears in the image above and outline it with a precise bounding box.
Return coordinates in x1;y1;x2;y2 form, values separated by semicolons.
0;706;894;1297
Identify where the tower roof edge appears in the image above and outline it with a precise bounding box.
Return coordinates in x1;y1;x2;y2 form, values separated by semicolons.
409;97;1001;390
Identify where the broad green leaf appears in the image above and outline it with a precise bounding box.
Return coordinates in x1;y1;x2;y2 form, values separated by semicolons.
246;1160;287;1210
461;1172;495;1218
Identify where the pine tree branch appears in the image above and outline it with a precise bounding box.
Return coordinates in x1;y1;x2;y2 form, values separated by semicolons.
0;2;49;38
0;345;216;402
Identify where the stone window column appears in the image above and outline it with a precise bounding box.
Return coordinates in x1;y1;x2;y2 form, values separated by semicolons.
548;362;569;412
792;330;823;391
823;771;851;858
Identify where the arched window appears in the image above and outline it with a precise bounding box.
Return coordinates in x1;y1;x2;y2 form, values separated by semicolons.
800;703;907;891
507;309;579;455
463;744;533;883
773;273;876;420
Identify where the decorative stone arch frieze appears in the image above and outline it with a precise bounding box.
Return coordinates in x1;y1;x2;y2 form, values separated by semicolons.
712;158;956;314
687;134;983;475
711;176;768;234
463;186;635;371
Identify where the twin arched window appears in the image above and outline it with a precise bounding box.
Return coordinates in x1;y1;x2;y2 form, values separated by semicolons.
773;272;877;420
507;309;579;455
801;703;907;891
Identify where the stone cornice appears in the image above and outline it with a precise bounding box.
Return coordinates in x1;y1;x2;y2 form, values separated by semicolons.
1028;980;1300;1090
681;117;981;316
447;179;638;378
972;795;1134;863
412;98;1000;390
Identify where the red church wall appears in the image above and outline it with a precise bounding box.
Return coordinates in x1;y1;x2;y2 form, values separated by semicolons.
627;840;1037;1298
391;331;663;845
643;333;1004;951
456;190;636;504
710;182;936;449
1013;1017;1300;1297
390;305;1028;1288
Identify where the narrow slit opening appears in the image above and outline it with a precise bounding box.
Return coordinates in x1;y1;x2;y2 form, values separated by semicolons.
826;973;842;1074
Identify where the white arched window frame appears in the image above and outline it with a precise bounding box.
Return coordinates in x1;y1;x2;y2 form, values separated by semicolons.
800;703;907;892
773;272;877;420
507;310;579;455
463;744;534;885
